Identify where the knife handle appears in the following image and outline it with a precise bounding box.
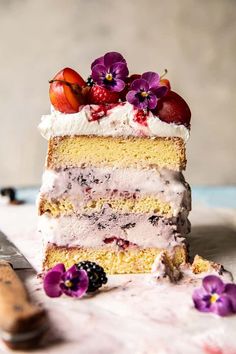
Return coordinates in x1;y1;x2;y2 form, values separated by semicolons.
0;260;47;349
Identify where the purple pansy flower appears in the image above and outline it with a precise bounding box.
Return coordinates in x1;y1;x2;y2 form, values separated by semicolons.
126;72;168;110
43;263;89;298
193;275;236;316
91;51;129;92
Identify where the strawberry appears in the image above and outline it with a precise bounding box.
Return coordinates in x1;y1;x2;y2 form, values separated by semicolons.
88;85;119;104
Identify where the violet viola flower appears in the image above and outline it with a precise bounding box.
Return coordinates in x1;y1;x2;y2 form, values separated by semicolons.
91;51;129;92
192;275;236;317
43;263;89;298
126;72;168;110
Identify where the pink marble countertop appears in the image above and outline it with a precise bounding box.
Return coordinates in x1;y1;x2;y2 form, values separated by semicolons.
0;198;236;354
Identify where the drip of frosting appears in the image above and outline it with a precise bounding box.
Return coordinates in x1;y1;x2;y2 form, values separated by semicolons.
39;102;190;141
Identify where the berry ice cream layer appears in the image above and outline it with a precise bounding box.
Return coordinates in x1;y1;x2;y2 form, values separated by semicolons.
39;209;190;251
39;166;191;217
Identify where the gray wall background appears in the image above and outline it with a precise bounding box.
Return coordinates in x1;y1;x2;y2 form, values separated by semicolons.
0;0;235;187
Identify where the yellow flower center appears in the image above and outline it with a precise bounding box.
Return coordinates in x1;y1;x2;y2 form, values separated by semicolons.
210;293;219;304
105;73;113;81
141;91;149;98
64;280;73;288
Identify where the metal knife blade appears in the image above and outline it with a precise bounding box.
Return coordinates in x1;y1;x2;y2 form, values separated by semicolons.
0;230;32;269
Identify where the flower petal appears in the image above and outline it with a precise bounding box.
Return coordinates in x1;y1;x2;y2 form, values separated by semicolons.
130;78;149;92
202;275;225;294
211;295;233;316
108;78;125;92
91;56;104;69
91;64;107;84
192;287;212;312
147;93;157;110
126;90;143;108
152;85;168;98
62;269;89;298
142;72;160;90
138;100;149;110
51;263;66;274
73;269;89;297
224;284;236;312
103;52;126;69
110;62;129;80
43;270;64;298
65;264;80;278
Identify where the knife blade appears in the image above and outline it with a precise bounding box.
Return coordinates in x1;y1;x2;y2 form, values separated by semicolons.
0;230;48;350
0;230;32;269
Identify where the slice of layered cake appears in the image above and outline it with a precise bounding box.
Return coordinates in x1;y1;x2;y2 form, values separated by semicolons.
38;52;191;274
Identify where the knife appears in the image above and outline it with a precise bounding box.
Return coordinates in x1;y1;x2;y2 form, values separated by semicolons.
0;230;48;350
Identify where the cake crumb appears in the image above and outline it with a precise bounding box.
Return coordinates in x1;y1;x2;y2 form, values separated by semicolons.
191;255;224;275
151;251;182;283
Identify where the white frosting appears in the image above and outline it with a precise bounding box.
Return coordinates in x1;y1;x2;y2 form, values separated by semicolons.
39;103;190;141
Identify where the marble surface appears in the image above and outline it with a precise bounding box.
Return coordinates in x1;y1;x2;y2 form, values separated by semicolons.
0;188;236;353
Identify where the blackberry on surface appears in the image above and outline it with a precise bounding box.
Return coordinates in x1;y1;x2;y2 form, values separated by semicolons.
0;187;16;201
77;261;107;293
86;76;94;87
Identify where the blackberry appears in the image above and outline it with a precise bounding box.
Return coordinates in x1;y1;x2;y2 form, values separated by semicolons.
0;187;16;201
86;76;94;87
77;261;107;293
148;215;160;226
121;222;136;230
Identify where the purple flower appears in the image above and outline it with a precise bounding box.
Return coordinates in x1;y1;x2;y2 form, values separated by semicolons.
91;51;129;92
126;72;168;110
43;263;89;298
193;275;236;316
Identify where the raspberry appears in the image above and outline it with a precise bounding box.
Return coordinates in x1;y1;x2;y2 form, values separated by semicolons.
88;85;119;104
104;237;137;250
76;261;107;293
134;109;148;127
89;105;108;121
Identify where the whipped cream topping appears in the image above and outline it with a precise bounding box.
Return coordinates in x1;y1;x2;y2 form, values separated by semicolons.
39;103;190;141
